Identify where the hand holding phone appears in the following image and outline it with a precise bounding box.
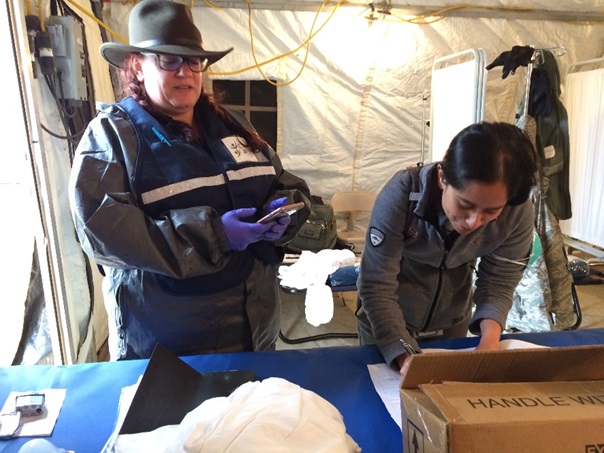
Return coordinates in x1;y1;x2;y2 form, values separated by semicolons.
257;202;305;224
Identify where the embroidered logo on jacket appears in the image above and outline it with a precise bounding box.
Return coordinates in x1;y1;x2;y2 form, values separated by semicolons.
369;227;385;247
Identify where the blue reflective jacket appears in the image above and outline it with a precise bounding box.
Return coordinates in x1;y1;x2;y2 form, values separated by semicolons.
70;96;310;358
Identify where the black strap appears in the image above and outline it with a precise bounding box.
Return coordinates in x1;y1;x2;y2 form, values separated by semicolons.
404;164;422;234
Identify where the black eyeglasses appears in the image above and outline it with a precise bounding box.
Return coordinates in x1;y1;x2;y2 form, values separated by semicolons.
143;53;209;73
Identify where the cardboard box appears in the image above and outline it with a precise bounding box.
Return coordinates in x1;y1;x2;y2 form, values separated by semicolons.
400;345;604;453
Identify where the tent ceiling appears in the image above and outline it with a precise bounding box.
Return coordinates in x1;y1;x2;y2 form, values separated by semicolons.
197;1;604;22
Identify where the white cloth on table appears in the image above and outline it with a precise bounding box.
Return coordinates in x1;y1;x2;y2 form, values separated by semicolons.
114;377;361;453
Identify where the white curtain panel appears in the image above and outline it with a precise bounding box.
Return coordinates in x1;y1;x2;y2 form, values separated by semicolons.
561;66;604;249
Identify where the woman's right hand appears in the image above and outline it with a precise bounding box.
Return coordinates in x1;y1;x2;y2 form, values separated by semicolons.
396;353;413;380
221;208;273;251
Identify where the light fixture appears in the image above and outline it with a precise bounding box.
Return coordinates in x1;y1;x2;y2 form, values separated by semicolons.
362;1;392;24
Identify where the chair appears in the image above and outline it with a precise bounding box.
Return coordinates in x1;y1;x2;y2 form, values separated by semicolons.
330;191;377;253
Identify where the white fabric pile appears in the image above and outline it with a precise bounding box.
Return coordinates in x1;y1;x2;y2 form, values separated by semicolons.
278;249;356;326
114;377;361;453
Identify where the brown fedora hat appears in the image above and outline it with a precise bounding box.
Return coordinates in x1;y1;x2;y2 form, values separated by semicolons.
100;0;233;69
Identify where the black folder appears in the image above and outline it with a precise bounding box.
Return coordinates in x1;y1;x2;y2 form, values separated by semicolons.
119;344;254;434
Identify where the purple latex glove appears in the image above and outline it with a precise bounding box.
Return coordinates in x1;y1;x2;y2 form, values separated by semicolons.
261;214;291;242
260;197;291;242
221;208;273;251
261;197;289;217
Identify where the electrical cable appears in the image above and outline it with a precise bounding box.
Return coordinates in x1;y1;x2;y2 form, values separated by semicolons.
42;73;79;159
54;0;96;346
0;393;46;439
202;0;224;9
278;330;358;345
243;0;339;87
62;0;127;43
25;15;41;78
213;0;344;80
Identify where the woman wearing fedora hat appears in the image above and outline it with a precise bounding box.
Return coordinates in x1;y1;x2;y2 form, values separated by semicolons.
69;0;311;360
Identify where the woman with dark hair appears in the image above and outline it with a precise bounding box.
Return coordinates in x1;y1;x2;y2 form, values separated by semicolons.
69;0;311;360
357;122;537;376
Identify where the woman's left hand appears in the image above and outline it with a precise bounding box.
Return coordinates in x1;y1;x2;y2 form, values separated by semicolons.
261;197;289;216
260;197;291;242
397;353;414;380
475;318;503;351
261;215;291;242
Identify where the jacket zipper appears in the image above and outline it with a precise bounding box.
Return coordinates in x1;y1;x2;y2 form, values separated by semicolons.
421;244;449;331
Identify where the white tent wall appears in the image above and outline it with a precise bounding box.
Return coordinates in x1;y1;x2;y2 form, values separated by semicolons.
100;3;603;201
207;9;603;200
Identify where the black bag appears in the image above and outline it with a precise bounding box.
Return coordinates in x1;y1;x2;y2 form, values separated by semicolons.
284;200;337;253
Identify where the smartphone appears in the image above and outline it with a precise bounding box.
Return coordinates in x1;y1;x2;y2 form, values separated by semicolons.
257;202;305;223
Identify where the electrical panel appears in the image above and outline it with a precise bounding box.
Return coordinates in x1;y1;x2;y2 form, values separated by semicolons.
46;15;87;104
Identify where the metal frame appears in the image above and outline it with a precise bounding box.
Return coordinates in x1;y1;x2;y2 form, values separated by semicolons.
429;48;487;163
568;57;604;74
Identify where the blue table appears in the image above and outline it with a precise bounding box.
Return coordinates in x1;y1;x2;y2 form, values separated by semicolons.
1;328;604;453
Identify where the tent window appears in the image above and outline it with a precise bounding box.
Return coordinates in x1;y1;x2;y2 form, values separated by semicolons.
212;80;277;150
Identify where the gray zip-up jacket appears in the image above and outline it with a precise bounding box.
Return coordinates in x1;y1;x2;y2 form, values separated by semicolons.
358;163;534;366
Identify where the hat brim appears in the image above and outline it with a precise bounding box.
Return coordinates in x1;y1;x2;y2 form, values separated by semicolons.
100;42;233;69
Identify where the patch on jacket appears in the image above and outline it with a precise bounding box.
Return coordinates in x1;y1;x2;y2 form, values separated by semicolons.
406;227;419;239
369;227;385;247
222;136;268;163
